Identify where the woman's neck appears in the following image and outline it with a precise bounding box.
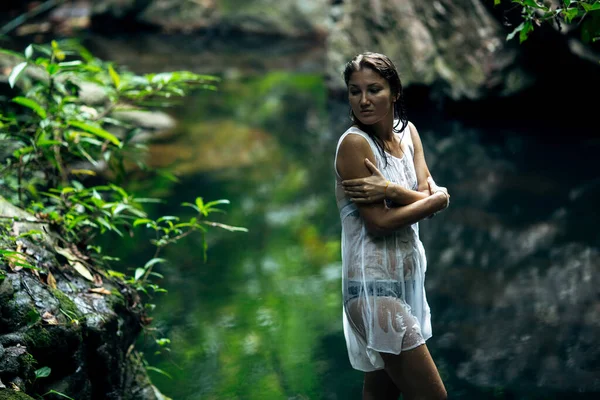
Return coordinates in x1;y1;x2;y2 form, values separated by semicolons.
358;114;395;141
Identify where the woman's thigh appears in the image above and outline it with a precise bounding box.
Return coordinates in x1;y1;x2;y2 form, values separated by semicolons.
380;344;447;400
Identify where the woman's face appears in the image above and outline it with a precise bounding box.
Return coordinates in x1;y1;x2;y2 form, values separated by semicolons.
347;67;396;126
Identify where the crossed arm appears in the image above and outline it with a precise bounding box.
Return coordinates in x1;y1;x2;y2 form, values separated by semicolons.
336;123;449;236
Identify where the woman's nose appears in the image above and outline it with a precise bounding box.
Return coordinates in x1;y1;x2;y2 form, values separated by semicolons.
360;93;369;105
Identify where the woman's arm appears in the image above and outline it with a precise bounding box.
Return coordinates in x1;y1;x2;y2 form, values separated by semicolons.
342;158;428;205
408;121;433;195
336;134;448;236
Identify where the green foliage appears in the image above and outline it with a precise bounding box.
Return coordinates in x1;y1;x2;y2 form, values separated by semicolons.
0;39;246;398
498;0;600;43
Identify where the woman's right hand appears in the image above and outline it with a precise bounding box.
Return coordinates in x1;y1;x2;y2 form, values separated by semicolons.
427;177;450;208
342;159;388;203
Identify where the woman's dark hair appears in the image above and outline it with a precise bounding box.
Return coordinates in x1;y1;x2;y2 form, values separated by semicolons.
343;52;408;165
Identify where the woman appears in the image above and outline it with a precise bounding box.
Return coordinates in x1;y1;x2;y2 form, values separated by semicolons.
334;52;450;400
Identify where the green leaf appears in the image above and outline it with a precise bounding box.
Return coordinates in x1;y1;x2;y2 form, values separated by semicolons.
12;96;47;118
133;218;153;227
564;7;579;23
144;258;166;270
107;269;125;279
35;366;52;378
108;65;120;89
134;267;145;281
204;199;230;208
146;365;173;379
13;146;34;158
204;221;248;233
42;390;75;400
68;121;122;146
581;1;600;11
47;63;60;75
157;216;179;223
25;44;34;59
520;20;534;43
0;49;26;59
8;62;28;88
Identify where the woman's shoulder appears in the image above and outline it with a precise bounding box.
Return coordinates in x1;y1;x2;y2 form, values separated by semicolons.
337;125;370;146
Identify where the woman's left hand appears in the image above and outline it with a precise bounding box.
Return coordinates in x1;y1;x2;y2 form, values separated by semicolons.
342;159;388;203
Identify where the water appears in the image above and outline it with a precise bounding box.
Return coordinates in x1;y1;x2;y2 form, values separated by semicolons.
89;36;600;400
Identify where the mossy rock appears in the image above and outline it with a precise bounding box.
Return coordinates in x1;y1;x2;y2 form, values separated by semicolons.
0;389;36;400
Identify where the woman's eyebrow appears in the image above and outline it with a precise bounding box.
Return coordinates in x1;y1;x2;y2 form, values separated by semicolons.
348;83;383;87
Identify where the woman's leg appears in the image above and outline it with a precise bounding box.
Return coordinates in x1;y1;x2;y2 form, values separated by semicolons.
380;344;447;400
363;369;401;400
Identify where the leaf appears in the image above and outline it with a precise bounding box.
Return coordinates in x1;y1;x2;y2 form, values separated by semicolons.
67;121;122;146
35;366;51;378
0;49;26;59
507;22;525;41
70;169;97;176
520;20;534;43
41;311;59;325
564;7;579;23
146;366;173;379
8;62;28;88
107;269;125;279
47;271;57;289
133;218;152;227
42;390;75;400
134;268;145;281
72;261;94;281
144;258;166;270
25;45;34;59
108;65;120;89
151;384;173;400
204;199;230;209
56;247;94;281
89;287;111;295
12;96;47;118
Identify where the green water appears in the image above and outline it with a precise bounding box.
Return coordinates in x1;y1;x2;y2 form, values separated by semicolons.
94;53;599;400
106;71;364;399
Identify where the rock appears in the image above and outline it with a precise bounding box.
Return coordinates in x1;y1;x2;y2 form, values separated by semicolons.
0;198;157;399
92;0;328;38
0;389;36;400
327;0;533;100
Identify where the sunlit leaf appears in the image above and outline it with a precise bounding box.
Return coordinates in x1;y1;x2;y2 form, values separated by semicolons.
68;121;122;146
25;44;34;59
144;258;167;270
14;93;47;116
35;366;51;378
70;169;97;176
108;64;120;89
72;261;94;281
134;267;145;281
8;62;28;88
203;221;249;232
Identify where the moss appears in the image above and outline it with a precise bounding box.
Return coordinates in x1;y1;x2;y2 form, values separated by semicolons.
49;288;82;320
0;390;36;399
24;327;54;349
